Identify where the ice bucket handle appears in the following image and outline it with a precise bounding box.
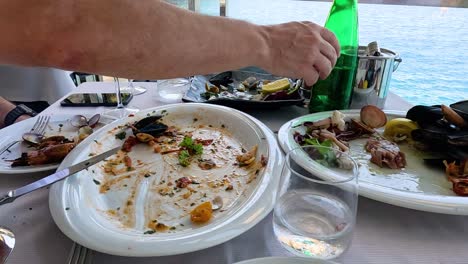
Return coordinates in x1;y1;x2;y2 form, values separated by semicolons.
393;55;402;72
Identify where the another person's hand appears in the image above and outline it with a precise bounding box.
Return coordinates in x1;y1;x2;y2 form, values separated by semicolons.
261;21;340;86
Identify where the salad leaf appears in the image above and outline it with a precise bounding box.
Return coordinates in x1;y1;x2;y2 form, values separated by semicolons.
303;138;337;166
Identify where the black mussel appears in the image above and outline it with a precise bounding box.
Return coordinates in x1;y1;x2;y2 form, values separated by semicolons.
132;115;163;130
138;123;168;137
448;133;468;146
411;127;448;147
406;105;443;128
209;71;233;87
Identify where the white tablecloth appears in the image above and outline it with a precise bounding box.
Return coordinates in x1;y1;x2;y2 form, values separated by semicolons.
1;82;468;264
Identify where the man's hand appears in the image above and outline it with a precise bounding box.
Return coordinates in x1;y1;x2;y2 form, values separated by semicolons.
261;21;340;86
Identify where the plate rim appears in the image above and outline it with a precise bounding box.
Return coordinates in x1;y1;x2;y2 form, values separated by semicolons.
278;109;468;215
49;103;283;256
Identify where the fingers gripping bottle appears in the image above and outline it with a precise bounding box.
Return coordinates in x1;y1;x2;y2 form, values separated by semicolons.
308;0;359;113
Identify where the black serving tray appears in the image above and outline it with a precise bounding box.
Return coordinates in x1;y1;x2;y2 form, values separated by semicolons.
182;68;305;110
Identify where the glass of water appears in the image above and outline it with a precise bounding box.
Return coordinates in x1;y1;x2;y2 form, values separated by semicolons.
273;145;359;260
155;78;191;104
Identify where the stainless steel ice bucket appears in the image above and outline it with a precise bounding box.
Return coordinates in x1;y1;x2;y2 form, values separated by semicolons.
349;46;402;109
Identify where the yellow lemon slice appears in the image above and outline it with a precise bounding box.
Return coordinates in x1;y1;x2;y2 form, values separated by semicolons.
383;118;419;142
261;78;290;94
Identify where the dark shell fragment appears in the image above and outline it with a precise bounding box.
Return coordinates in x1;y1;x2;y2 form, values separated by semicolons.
132;115;167;137
208;71;233;87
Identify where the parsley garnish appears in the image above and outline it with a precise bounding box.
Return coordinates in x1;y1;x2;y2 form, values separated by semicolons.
178;150;191;167
177;136;203;167
115;131;126;140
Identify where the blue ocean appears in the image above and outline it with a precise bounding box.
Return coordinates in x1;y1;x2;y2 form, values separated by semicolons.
175;0;468;106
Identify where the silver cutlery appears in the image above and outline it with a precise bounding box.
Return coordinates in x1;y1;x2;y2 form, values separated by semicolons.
0;146;120;205
0;115;50;155
67;243;93;264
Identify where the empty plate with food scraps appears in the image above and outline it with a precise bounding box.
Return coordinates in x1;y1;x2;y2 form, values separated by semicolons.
49;103;283;256
278;105;468;215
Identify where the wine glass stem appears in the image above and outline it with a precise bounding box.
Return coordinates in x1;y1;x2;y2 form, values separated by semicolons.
114;77;124;109
128;79;134;89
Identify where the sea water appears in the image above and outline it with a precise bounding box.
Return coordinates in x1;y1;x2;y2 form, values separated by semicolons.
273;190;355;259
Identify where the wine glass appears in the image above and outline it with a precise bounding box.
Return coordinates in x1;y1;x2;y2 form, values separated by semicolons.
102;77;139;119
120;79;147;95
273;145;359;260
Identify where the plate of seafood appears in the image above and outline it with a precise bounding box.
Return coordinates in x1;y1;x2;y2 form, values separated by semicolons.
278;102;468;215
49;103;283;256
0;114;112;174
182;68;305;110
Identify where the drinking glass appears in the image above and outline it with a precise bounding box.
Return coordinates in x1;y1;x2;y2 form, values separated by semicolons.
273;145;359;260
154;78;191;104
120;79;147;95
102;77;139;119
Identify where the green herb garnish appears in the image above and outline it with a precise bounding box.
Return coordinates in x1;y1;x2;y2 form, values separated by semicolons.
178;136;203;166
93;179;101;185
115;131;126;140
178;150;191;167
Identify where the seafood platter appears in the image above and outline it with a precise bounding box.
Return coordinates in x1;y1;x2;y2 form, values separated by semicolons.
183;68;305;110
278;100;468;215
49;103;283;256
0;114;109;174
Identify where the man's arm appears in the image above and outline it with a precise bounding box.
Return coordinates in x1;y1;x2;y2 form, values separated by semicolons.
0;0;339;85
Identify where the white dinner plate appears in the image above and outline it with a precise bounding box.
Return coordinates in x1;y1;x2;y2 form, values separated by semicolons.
234;257;338;264
278;110;468;215
0;114;111;174
49;103;283;256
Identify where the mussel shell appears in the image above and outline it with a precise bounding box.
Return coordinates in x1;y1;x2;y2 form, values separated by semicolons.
88;114;101;128
242;77;258;89
406;105;443;127
22;132;44;145
70;115;88;128
137;123;168;137
208;71;233;87
450;100;468;121
132;115;163;130
411;127;448;146
448;133;468;146
212;196;223;211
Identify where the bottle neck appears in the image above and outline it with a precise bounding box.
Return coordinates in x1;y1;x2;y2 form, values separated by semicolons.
324;0;359;50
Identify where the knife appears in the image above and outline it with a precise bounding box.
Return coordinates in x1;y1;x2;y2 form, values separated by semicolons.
0;146;121;206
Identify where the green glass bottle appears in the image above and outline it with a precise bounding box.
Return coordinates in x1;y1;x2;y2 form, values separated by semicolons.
308;0;359;113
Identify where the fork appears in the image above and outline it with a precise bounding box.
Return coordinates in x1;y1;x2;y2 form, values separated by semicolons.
0;115;51;156
67;243;93;264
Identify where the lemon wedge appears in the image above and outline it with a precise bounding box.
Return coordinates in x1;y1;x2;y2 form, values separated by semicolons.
261;78;290;94
383;118;419;142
